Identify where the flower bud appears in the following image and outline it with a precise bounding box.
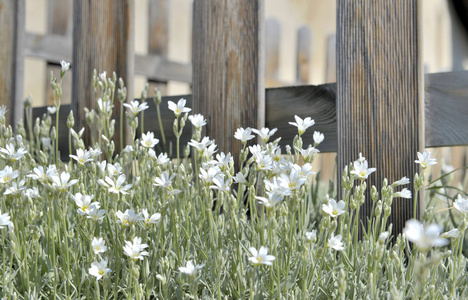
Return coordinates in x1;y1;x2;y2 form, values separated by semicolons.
67;111;75;128
50;126;57;141
371;185;379;202
154;88;162;105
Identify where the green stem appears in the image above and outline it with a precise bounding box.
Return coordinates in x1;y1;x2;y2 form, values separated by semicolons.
156;104;166;151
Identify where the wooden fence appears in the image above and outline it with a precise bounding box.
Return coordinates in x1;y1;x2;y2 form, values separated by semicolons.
1;0;468;236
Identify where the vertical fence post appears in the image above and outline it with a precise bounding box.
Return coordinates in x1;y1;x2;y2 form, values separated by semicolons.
265;18;280;86
148;0;169;95
192;0;265;163
72;0;134;150
296;26;311;85
325;34;336;83
46;0;72;106
336;0;423;236
0;0;24;127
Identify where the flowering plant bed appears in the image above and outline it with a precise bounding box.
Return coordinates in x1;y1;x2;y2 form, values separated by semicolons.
0;66;467;299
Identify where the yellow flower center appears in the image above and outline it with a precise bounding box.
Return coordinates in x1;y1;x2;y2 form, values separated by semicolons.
359;171;366;177
332;209;339;216
82;205;89;212
98;270;104;276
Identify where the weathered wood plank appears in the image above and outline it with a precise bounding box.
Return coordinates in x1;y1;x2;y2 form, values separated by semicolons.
425;71;468;147
296;26;311;85
24;33;192;83
0;0;25;126
47;0;72;36
192;0;265;164
45;0;72;106
72;0;134;150
325;34;336;83
265;18;280;85
336;0;423;236
148;0;170;95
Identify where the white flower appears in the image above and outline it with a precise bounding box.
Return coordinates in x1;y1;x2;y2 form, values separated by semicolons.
0;105;8;120
99;174;132;195
122;145;134;154
255;192;284;209
234;127;255;143
51;172;79;191
168;98;191;117
89;259;111;280
415;151;437;169
97;98;113;113
141;132;159;148
403;219;448;251
88;147;102;157
99;71;107;82
87;203;106;221
188;114;207;128
0;143;28;162
47;106;57;114
91;237;107;255
155;153;170;165
4;179;27;196
313;131;324;145
106;162;123;177
199;167;223;185
69;149;93;166
26;167;45;183
0;166;19;184
123;237;149;261
142;209;161;226
252;127;277;143
441;228;460;239
278;169;307;190
379;232;390;244
299;146;319;161
248;246;275;266
392;176;410;187
0;210;13;229
305;230;317;242
328;233;345;251
209;176;231;192
233;172;248;184
22;187;40;199
123;100;149;116
289;115;315;135
71;193;98;215
454;194;468;214
116;209;144;227
214;152;233;169
60;60;70;72
322;197;346;218
350;160;376;180
179;260;205;276
394;188;412;199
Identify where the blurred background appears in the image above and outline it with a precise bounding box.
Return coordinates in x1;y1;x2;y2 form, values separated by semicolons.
23;0;468;185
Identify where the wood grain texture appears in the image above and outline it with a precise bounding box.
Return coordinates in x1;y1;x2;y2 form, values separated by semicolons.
192;0;265;165
336;0;423;236
72;0;134;150
296;26;311;85
266;84;337;152
0;0;24;127
148;0;170;95
425;71;468;147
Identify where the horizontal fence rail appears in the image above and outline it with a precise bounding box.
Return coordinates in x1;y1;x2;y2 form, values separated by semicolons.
25;33;192;84
30;71;468;158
